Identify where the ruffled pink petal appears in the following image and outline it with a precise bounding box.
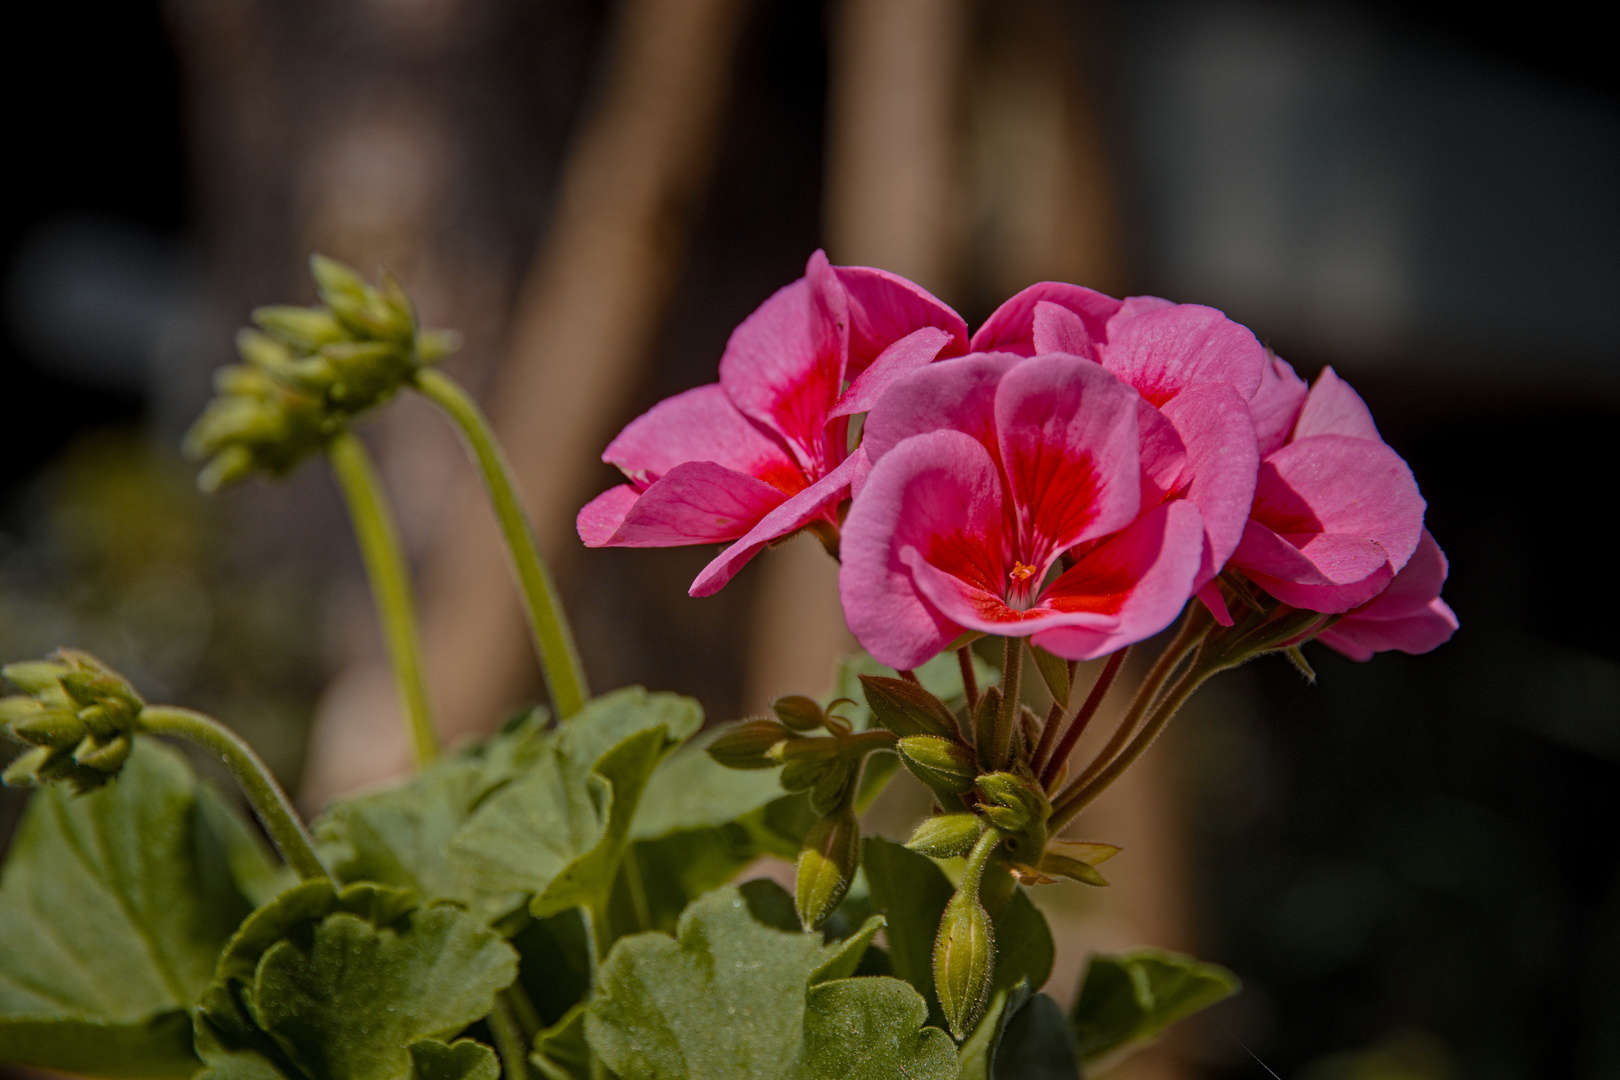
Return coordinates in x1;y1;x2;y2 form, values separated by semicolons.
1244;562;1395;614
602;383;803;495
689;452;864;597
1249;353;1308;457
1029;501;1206;660
1158;383;1260;589
1106;295;1175;327
838;431;1004;670
994;354;1143;555
597;461;788;548
1136;398;1188;509
719;251;848;472
1346;529;1450;622
1098;303;1267;407
1318;597;1458;661
970;282;1123;355
829;326;953;420
1231;520;1388;588
1250;434;1425;575
837;264;969;379
577;485;640;546
861;351;1024;464
1292;366;1381;442
1031;301;1097;357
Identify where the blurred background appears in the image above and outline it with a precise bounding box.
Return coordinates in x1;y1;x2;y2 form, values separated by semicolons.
2;1;1616;1077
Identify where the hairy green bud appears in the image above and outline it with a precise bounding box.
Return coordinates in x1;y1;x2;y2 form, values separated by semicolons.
705;719;794;770
897;734;978;798
807;761;856;815
906;812;982;858
2;651;145;791
796;806;861;929
771;694;825;732
934;888;995;1038
858;674;960;739
972;687;1000;771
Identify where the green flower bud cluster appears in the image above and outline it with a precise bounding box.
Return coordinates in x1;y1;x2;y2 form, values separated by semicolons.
184;256;461;491
707;694;897;929
2;651;144;792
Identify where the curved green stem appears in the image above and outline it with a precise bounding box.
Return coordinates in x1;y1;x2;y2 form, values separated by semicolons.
412;369;589;718
139;706;328;881
489;993;532;1080
327;430;439;765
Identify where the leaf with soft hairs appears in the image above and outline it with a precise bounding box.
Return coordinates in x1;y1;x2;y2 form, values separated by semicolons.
1070;948;1239;1067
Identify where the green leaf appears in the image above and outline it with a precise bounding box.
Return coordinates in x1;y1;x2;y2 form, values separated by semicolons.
1026;644;1071;709
448;688;700;919
530;1003;589;1080
990;992;1079;1079
1070;948;1240;1067
408;1039;501;1080
861;838;1053;1031
585;886;955;1079
632;726;791;840
0;740;267;1077
956;983;1029;1080
195;881;518;1080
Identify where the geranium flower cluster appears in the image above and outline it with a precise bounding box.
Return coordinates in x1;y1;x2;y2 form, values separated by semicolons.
580;251;1457;667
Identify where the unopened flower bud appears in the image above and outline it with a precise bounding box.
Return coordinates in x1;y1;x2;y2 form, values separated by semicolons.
972;687;1000;771
976;772;1051;866
906;813;982;858
858;675;960;739
253;305;347;352
897;735;977;798
73;733;132;773
706;719;795;770
796;806;861;929
771;694;825;732
2;651;144;791
933;888;995;1038
808;761;856;815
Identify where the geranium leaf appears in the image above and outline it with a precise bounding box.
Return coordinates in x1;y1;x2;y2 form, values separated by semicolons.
956;982;1028;1080
989;991;1079;1079
0;740;267;1077
408;1038;500;1080
1070;948;1239;1067
584;886;955;1080
530;1002;589;1080
448;688;700;919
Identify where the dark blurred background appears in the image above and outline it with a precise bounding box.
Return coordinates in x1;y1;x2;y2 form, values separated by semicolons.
2;1;1615;1077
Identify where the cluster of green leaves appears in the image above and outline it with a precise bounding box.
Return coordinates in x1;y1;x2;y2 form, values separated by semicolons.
2;658;1236;1078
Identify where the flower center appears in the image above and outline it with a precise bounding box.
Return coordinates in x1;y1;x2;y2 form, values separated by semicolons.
1008;562;1038;585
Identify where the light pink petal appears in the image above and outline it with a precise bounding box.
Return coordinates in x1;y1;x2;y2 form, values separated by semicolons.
1031;301;1096;357
1243;558;1396;614
1030;501;1206;660
1158;384;1260;589
1319;597;1458;661
837;264;969;378
1250;434;1425;576
690;452;863;597
1098;304;1266;407
994;354;1143;556
1136;398;1188;510
829;326;953;420
1196;580;1235;626
602;383;803;495
848;446;873;500
577;485;640;547
1345;529;1451;623
598;461;788;548
1106;295;1175;328
1249;353;1308;457
719;251;848;472
1292;366;1382;442
861;351;1024;463
1230;520;1386;588
838;431;1004;670
970;283;1123;355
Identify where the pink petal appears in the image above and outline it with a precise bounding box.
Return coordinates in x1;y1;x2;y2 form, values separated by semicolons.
861;351;1024;464
1031;301;1096;357
970;283;1123;355
905;549;1118;639
1158;383;1260;589
1250;434;1425;575
1318;597;1458;661
994;354;1143;556
837;265;969;378
1244;562;1395;614
602;383;803;495
1346;529;1451;623
838;431;1004;670
600;461;788;547
829;326;953;420
1249;353;1308;457
1231;520;1387;588
1030;501;1206;660
577;485;640;547
689;452;864;597
1098;303;1267;407
1292;366;1381;442
1135;398;1188;509
1106;295;1175;327
719;251;848;473
1197;580;1235;626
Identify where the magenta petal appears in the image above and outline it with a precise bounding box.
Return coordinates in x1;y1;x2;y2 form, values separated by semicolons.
838;264;969;378
1031;301;1096;357
602;383;802;493
1030;501;1206;660
1098;303;1267;407
1158;383;1260;588
994;354;1143;552
906;550;1118;640
1249;353;1309;457
1347;529;1451;622
861;351;1024;464
1319;597;1458;660
830;326;953;420
1248;562;1395;614
1231;520;1384;587
689;452;862;597
577;485;640;547
1292;366;1382;442
1197;580;1235;626
603;461;787;548
839;431;1004;670
970;282;1123;355
1106;295;1175;328
1136;398;1188;509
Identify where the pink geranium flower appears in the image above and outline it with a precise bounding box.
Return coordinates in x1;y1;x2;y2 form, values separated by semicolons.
1225;363;1427;614
576;250;967;595
973;285;1267;608
839;352;1206;669
1316;528;1458;660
